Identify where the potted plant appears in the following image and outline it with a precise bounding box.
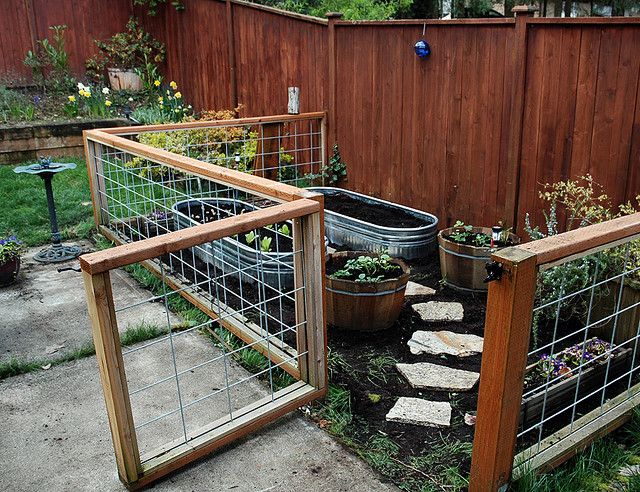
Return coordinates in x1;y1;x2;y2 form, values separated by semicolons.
438;221;519;292
0;235;23;287
325;251;409;331
86;17;165;91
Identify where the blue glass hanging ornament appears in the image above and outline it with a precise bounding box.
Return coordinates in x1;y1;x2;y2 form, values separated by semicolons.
415;23;431;58
414;40;431;58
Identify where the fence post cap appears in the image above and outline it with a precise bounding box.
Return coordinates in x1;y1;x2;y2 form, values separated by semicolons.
512;5;538;15
326;12;343;19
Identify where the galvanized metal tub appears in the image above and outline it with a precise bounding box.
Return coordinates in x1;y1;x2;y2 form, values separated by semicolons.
172;198;294;290
308;187;438;260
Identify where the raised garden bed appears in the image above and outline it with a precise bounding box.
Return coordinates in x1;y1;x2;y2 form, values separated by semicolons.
0;118;130;165
520;347;632;430
309;187;438;260
172;198;295;290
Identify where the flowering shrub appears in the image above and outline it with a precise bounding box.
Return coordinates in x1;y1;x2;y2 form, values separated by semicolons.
0;236;23;264
64;83;114;118
537;337;613;379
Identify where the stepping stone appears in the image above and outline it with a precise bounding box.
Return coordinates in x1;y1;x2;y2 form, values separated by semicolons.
404;281;436;298
386;397;451;428
412;301;464;322
408;330;483;357
396;362;479;391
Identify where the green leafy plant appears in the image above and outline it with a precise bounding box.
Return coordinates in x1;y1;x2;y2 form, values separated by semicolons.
301;143;348;186
86;17;165;80
133;0;185;16
331;253;402;283
446;220;509;247
24;25;74;92
0;87;36;123
0;235;23;264
244;231;273;252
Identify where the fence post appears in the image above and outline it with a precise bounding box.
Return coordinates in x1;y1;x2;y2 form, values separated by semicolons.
226;0;239;110
503;5;537;231
84;137;109;228
469;247;538;491
83;270;141;486
326;12;342;155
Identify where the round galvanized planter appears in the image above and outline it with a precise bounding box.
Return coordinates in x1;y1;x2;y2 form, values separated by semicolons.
438;227;520;292
326;251;410;331
0;257;20;287
107;68;143;91
308;187;438;260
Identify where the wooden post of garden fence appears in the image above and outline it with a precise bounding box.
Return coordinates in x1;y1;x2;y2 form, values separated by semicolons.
326;12;342;157
469;247;537;491
503;5;537;231
83;270;141;486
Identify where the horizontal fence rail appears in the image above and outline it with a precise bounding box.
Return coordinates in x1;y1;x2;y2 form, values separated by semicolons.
470;212;640;491
81;113;327;489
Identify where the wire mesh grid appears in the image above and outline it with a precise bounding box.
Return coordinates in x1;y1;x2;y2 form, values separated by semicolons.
86;140;317;462
120;116;324;187
516;238;640;464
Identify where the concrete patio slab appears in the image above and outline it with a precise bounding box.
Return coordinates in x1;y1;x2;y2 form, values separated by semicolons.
0;242;182;363
0;333;398;492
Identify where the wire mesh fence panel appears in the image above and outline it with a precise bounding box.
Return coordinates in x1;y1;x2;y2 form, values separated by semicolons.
81;115;326;488
470;213;640;491
516;239;640;469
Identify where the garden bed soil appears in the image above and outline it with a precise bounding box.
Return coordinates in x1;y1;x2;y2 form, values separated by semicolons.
324;191;425;228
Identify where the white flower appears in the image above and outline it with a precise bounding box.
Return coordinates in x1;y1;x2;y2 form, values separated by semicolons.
77;82;86;91
128;97;134;102
102;87;110;95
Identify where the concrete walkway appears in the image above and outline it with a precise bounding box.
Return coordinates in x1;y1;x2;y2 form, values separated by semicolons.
0;243;397;492
0;242;181;363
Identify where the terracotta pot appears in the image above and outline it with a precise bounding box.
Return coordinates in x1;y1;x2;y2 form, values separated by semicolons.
0;256;20;287
107;68;143;91
438;227;520;292
325;251;409;331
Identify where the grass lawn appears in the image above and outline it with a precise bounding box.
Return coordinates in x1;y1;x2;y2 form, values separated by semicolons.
0;156;94;246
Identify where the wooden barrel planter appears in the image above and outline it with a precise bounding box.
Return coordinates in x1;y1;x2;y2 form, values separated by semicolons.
438;227;520;292
325;251;410;331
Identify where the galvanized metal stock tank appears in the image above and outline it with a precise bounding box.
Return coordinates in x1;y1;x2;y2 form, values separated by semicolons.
308;187;438;260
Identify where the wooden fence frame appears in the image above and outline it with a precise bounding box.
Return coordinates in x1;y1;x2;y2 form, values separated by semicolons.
469;212;640;491
81;113;329;489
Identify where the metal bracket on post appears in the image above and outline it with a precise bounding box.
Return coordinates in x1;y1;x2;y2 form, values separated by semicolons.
484;261;504;283
288;87;300;114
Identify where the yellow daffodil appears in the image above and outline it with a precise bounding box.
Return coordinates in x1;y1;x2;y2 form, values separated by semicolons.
154;80;161;87
82;90;91;98
68;95;76;103
174;91;182;99
105;100;112;107
158;96;163;103
174;109;180;113
170;81;177;90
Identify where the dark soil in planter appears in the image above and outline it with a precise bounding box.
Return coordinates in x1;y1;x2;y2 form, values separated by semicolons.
324;191;426;228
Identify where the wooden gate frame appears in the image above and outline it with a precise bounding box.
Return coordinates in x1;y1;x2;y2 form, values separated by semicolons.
81;114;328;489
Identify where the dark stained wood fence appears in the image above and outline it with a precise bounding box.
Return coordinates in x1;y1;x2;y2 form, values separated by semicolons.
1;0;639;232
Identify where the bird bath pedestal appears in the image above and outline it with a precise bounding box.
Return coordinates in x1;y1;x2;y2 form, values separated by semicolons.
13;159;82;263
